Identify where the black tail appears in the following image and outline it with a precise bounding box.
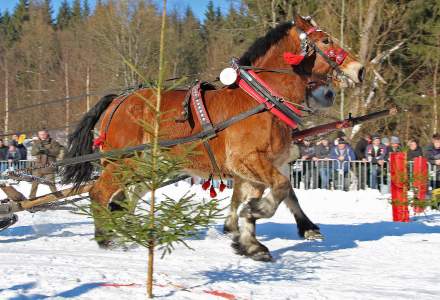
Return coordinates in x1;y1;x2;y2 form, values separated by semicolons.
62;94;117;187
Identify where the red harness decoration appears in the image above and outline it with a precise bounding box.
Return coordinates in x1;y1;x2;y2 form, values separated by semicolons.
324;48;347;65
93;133;106;149
236;70;302;129
283;52;305;65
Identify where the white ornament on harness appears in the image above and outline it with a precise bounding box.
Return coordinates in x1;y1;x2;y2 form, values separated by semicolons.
219;67;238;86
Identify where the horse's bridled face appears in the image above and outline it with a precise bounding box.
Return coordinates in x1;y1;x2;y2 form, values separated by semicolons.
311;32;365;87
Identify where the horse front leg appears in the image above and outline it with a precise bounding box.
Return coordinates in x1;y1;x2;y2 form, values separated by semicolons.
224;176;264;235
279;161;322;240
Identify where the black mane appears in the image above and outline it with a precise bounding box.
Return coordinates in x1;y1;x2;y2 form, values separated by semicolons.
238;22;295;66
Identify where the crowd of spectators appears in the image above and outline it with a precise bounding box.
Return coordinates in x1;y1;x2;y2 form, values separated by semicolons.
294;132;440;191
0;133;30;171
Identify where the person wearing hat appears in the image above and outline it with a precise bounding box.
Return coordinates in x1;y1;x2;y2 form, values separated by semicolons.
365;135;387;189
385;136;401;161
330;138;356;190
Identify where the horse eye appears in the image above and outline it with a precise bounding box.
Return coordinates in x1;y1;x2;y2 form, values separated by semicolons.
322;38;330;45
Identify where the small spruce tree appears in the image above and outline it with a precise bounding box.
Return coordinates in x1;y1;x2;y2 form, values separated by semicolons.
77;1;223;298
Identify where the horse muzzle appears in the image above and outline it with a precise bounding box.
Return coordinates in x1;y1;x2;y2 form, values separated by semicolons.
308;85;335;108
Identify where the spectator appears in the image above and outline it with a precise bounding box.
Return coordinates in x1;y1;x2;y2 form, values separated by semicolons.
330;139;356;190
333;131;347;147
7;144;25;170
29;130;62;199
382;137;390;148
387;136;402;155
355;134;371;189
407;138;423;161
365;135;387;189
313;137;332;189
10;133;27;160
0;139;8;160
424;133;440;194
355;134;371;160
0;139;8;173
299;138;316;189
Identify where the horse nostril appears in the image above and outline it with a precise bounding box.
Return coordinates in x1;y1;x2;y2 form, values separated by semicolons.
325;90;334;101
358;67;365;82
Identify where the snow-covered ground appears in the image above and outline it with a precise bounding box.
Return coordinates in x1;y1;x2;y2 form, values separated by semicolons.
1;182;440;300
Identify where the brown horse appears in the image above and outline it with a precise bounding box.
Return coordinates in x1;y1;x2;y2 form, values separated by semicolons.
63;16;364;261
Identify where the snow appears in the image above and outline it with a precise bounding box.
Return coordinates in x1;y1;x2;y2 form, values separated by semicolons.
1;182;440;300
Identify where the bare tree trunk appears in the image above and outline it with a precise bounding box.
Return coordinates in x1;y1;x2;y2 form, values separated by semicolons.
65;61;70;139
359;0;379;65
340;0;345;121
433;58;439;135
4;58;9;139
86;66;91;112
271;0;277;28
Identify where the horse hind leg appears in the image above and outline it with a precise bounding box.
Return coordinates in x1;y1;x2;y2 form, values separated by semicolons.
88;163;132;249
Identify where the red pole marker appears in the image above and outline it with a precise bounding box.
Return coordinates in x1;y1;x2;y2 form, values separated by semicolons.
390;152;410;222
413;156;428;214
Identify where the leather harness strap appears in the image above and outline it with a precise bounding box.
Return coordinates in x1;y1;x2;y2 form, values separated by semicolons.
190;82;222;177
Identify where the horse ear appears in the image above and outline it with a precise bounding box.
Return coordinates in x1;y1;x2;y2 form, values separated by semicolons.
293;15;313;32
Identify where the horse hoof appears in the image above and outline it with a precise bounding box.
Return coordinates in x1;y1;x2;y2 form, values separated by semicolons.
304;230;324;240
97;239;118;250
250;251;273;262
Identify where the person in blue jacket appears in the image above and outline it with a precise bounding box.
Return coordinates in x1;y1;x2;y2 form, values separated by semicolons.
330;139;356;190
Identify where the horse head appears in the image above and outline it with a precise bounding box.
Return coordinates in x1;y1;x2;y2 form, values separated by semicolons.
238;16;364;110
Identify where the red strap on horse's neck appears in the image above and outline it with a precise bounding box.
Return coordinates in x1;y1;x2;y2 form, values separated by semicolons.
237;70;301;129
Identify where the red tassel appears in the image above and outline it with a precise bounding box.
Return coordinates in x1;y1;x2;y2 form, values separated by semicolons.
283;52;305;65
202;180;211;190
219;181;226;192
93;133;106;149
210;186;217;198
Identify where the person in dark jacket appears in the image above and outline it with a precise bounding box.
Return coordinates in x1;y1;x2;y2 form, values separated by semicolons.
365;135;387;189
299;138;316;189
0;139;8;173
7;144;25;170
0;139;8;160
407;138;423;161
29;130;62;198
355;134;371;159
313;138;332;189
425;133;440;192
355;134;371;189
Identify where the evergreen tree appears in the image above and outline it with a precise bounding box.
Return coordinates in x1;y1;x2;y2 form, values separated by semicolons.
83;0;91;18
42;0;53;26
56;0;71;30
71;0;82;23
11;0;29;40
